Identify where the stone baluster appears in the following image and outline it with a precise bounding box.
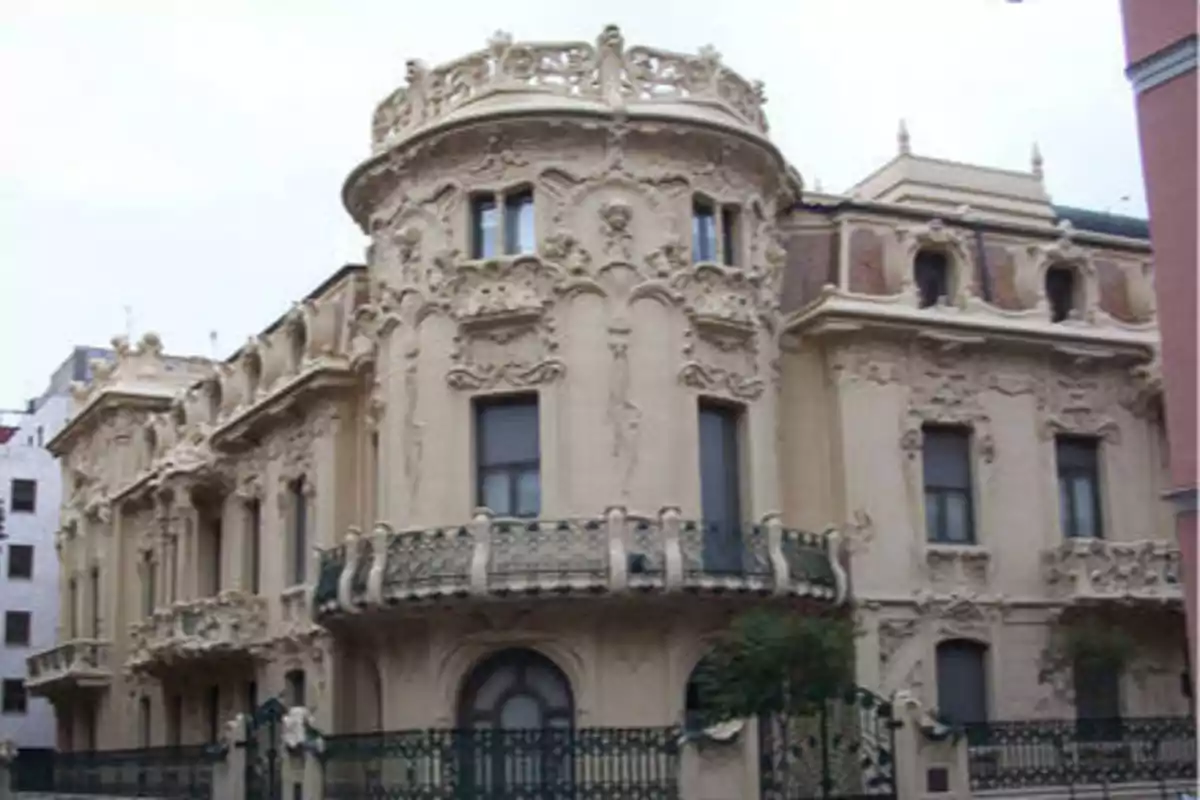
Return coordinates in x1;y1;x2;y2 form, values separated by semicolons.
366;523;391;606
605;506;629;592
337;526;361;609
660;506;684;590
469;508;494;595
762;512;789;595
825;528;848;603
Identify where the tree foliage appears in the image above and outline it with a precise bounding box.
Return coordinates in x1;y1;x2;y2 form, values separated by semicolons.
1038;618;1136;684
690;609;857;724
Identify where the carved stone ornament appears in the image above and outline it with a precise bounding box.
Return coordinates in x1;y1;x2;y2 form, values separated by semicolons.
891;218;975;303
1042;538;1182;603
912;588;1003;640
900;342;996;462
1035;360;1121;443
924;545;991;590
598;201;634;260
878;618;919;667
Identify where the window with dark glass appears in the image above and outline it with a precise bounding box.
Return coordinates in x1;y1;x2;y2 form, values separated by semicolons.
290;478;307;584
90;567;100;637
245;680;258;714
936;640;988;724
7;544;33;579
457;649;573;730
698;401;744;574
142;552;155;618
923;426;975;544
504;188;536;256
914;250;950;308
475;396;540;518
471;194;499;259
1056;436;1102;539
246;499;261;594
2;679;27;714
1046;265;1076;322
209;514;223;596
206;685;220;743
67;578;77;639
10;479;35;513
684;655;718;729
720;206;740;267
1074;658;1121;721
285;670;306;708
4;611;30;646
139;697;152;746
692;198;718;263
167;694;182;746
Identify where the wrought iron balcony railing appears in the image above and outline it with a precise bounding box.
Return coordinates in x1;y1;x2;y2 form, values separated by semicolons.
127;590;268;673
314;508;846;615
1041;538;1183;604
25;639;112;696
964;716;1197;791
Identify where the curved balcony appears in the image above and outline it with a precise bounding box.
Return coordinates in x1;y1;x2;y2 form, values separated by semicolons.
26;639;112;699
1041;538;1183;605
127;591;268;675
314;508;846;616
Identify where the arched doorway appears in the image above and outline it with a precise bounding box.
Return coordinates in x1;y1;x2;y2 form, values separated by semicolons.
456;648;575;796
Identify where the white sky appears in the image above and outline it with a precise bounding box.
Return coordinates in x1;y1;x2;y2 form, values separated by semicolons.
0;0;1146;409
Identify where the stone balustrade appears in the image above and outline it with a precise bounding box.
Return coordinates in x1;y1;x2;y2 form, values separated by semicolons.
127;591;268;673
1041;538;1182;604
314;508;846;616
25;638;112;696
369;24;769;154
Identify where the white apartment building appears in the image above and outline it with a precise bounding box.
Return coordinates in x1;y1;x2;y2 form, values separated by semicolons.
0;347;111;748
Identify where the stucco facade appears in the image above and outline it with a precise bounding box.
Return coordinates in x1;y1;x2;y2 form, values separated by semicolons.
27;26;1188;760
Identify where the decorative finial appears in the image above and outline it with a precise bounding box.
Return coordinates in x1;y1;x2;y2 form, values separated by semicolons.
209;331;219;359
813;177;824;192
487;30;513;55
1031;142;1044;179
898;119;911;156
698;44;722;64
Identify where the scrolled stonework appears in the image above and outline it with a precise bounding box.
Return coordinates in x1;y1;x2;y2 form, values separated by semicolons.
1041;538;1182;603
900;342;996;462
891;218;976;303
923;545;991;591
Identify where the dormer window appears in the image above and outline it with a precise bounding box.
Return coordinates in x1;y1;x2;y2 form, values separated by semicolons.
1046;265;1077;322
692;197;740;266
471;188;535;259
914;249;950;308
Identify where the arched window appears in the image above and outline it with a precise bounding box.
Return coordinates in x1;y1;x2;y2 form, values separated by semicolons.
1045;265;1078;322
914;249;950;308
935;639;988;725
684;654;718;728
457;648;573;730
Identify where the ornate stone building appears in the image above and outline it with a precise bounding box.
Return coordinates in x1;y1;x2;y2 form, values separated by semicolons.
27;24;1187;767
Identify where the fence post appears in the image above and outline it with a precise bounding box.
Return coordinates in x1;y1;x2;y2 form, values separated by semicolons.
283;706;325;800
679;720;757;800
0;739;14;800
211;714;246;800
892;691;971;800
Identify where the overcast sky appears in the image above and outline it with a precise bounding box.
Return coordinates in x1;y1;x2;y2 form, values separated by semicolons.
0;0;1146;409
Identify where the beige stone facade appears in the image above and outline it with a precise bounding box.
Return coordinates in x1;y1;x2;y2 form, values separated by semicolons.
28;25;1187;759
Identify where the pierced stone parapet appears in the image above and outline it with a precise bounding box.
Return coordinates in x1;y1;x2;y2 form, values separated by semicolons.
126;591;268;674
314;509;845;616
1042;538;1182;604
26;639;112;697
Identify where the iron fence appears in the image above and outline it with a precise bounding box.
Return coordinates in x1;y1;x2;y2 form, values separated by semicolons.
48;744;220;798
321;726;680;799
964;716;1197;791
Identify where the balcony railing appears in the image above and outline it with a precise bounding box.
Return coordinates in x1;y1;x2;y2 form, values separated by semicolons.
314;508;846;615
1041;538;1182;604
965;716;1197;791
127;590;267;673
49;745;220;799
25;639;112;696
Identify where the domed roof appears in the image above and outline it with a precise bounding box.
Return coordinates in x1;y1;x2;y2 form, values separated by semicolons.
369;25;771;153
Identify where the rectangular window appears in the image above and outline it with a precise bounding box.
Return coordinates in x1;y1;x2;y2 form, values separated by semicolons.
692;199;717;263
475;396;540;518
471;195;500;259
936;641;988;725
2;678;27;714
246;499;261;594
291;479;308;585
210;515;223;596
503;189;535;256
4;611;31;646
68;579;78;639
370;432;381;522
139;697;152;747
1057;436;1102;539
698;401;744;573
720;206;740;267
90;567;100;638
10;479;36;513
206;685;220;743
142;553;156;619
923;426;975;544
285;670;306;708
6;544;33;579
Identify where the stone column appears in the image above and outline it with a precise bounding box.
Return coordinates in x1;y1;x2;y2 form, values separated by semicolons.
892;691;971;800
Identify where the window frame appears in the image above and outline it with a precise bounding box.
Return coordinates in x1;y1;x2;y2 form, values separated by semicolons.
285;669;306;709
3;610;31;647
1;678;27;715
474;393;541;519
246;498;262;594
1055;435;1104;540
6;544;33;580
935;639;990;725
10;479;36;513
289;477;308;586
1045;264;1079;323
921;425;977;545
691;195;742;267
470;187;536;260
914;248;951;309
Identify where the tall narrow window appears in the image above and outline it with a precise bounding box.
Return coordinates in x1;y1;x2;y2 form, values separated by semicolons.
285;670;306;708
471;195;500;259
698;401;744;574
90;567;100;638
246;499;261;594
475;396;540;518
692;198;718;263
1074;658;1121;722
914;250;950;308
503;189;535;255
206;685;220;743
245;680;258;714
210;514;223;596
1;679;27;714
1057;436;1102;539
68;578;78;639
167;694;182;747
6;544;33;579
1045;265;1077;322
142;553;156;619
923;426;975;544
290;478;308;584
370;431;381;522
138;697;152;747
4;611;31;646
720;206;740;267
936;640;988;725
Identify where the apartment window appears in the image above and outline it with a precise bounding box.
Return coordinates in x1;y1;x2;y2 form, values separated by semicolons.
1046;265;1077;322
692;197;740;266
470;188;536;259
206;685;220;743
290;478;308;585
210;515;223;596
139;697;152;747
7;544;33;579
90;567;101;638
936;640;988;725
285;670;306;708
246;499;261;594
914;250;950;308
142;553;156;618
68;578;78;639
4;611;30;646
10;479;36;513
475;396;540;518
698;401;744;573
503;189;535;255
923;426;975;544
471;194;499;259
2;679;27;714
1056;436;1102;539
